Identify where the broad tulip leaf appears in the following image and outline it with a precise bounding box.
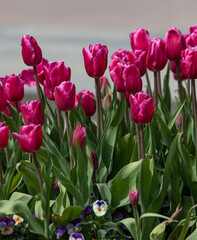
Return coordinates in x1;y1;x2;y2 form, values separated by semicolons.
120;218;137;240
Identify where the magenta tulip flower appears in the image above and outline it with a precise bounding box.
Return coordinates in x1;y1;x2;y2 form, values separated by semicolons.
75;90;96;117
20;100;44;125
13;124;42;153
54;81;75;111
128;50;147;76
129;92;155;124
99;76;111;95
0;86;7;112
44;61;71;92
164;27;186;61
2;74;24;102
0;122;10;150
180;47;197;79
36;58;49;84
111;49;129;60
129;190;139;206
146;38;168;72
21;35;42;66
73;124;86;148
4;101;22;117
82;43;108;78
129;28;151;51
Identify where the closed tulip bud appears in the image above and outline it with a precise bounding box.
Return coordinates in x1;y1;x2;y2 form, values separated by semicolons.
102;92;112;111
13;124;42;153
75;90;96;117
100;76;111;95
82;43;108;78
175;113;182;131
73;124;86;148
20;100;44;125
90;151;98;171
3;74;24;102
130;28;151;51
21;35;42;66
54;81;75;111
0;122;10;150
180;47;197;79
129;92;155;124
129;190;139;206
44;61;71;92
0;86;7;112
164;27;186;61
128;50;147;76
146;38;168;71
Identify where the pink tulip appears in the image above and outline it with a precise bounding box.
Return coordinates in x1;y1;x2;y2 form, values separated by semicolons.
180;47;197;79
129;190;139;206
0;86;7;112
75;90;96;117
164;27;186;61
129;28;151;51
4;101;22;117
175;113;182;131
111;49;129;60
13;124;42;153
0;122;10;150
19;69;36;87
54;81;75;111
186;30;197;47
44;61;71;92
146;38;167;71
99;76;111;95
2;74;24;102
82;43;108;78
129;92;155;124
36;58;49;84
21;35;42;66
21;100;44;125
128;50;147;76
73;124;86;148
102;92;112;111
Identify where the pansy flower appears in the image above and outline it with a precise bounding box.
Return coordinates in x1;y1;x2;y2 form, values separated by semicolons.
54;225;66;239
0;217;15;235
93;200;107;217
13;215;24;225
80;205;93;217
69;233;84;240
66;218;82;235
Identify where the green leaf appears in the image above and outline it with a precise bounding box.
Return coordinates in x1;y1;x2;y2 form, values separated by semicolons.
9;192;33;204
157;114;171;147
120;218;137;240
168;100;185;130
108;160;142;210
96;183;112;206
9;172;23;193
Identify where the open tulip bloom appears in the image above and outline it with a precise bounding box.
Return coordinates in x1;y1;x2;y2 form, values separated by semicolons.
1;28;197;240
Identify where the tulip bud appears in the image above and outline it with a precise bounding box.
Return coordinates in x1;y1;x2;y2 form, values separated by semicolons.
99;76;111;95
75;90;96;117
129;28;151;51
146;38;168;71
73;124;86;148
82;43;108;78
124;64;142;93
164;27;186;61
90;151;98;171
180;47;197;79
102;92;112;111
20;100;44;125
129;92;155;124
0;122;10;150
21;35;42;66
13;124;42;153
175;113;182;131
0;86;7;112
36;58;49;84
54;81;76;111
4;101;22;117
3;74;24;102
129;190;139;206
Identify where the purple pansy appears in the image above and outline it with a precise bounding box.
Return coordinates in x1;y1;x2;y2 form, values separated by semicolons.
0;217;15;235
54;225;66;239
69;233;85;240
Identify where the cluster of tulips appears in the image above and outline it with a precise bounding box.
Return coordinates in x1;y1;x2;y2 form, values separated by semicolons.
0;24;197;239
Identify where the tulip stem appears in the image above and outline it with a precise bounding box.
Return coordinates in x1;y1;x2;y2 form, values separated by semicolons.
145;70;152;96
88;117;92;131
140;124;145;160
187;79;191;100
0;152;2;186
95;78;101;139
124;93;130;131
175;61;187;143
135;123;141;160
191;79;197;149
57;107;63;143
33;66;42;103
0;113;9;166
157;71;162;97
15;102;20;116
132;206;138;229
154;71;158;112
65;111;73;169
32;152;43;192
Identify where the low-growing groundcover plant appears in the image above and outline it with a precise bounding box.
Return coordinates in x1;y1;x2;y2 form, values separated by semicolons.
1;25;197;240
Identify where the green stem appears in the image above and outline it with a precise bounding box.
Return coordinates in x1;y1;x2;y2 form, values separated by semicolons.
135;123;141;160
0;152;2;186
191;79;197;150
145;70;152;96
140;124;145;160
175;60;187;143
133;206;138;231
65;111;73;169
33;66;42;103
95;78;101;139
56;107;63;143
187;79;190;100
157;71;162;97
0;113;9;166
32;152;43;192
154;71;158;112
124;93;129;131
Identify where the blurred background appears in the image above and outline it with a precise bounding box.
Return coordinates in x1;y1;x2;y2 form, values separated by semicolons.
0;0;196;102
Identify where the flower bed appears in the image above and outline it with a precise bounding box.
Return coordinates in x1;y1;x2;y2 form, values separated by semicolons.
0;26;196;239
